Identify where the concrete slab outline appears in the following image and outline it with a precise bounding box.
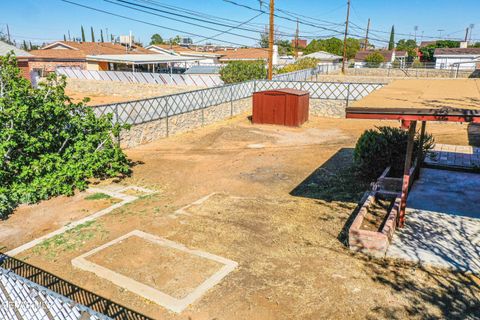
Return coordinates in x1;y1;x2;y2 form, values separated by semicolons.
5;186;155;257
169;192;219;218
71;230;238;313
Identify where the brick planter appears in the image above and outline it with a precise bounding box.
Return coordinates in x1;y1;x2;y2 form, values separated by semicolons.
349;193;401;257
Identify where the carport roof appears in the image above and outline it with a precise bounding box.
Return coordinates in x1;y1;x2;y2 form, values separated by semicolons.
86;54;201;64
346;79;480;122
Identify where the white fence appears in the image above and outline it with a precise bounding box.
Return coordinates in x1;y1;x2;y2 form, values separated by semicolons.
57;63;340;87
56;67;223;87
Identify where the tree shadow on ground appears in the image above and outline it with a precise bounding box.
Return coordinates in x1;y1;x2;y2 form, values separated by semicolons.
0;254;152;320
290;148;371;203
468;123;480;147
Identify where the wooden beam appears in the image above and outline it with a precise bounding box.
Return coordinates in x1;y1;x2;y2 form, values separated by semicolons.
399;121;417;228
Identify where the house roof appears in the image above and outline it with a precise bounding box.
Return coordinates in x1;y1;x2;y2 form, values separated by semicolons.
146;44;223;57
300;51;342;61
434;47;480;56
216;48;268;61
354;50;394;62
0;40;32;58
85;54;201;64
29;41;152;60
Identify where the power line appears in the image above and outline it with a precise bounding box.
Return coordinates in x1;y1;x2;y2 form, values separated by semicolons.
61;0;270;49
105;0;263;42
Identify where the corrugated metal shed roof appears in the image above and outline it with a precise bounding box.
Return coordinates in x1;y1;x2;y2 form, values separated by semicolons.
184;65;222;74
0;41;32;57
0;267;111;320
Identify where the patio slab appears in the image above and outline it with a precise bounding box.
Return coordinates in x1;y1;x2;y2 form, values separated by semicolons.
426;143;480;170
386;168;480;274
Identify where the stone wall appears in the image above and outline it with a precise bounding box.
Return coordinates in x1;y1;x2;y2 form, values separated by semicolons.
66;78;200;102
310;99;347;118
120;98;251;148
345;67;474;78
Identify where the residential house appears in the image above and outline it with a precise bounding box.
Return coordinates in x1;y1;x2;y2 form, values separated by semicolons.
434;47;480;70
147;44;275;65
146;44;222;65
354;49;408;68
299;51;342;64
28;41;154;73
0;40;32;80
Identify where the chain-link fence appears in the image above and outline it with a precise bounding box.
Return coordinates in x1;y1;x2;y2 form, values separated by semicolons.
93;78;385;128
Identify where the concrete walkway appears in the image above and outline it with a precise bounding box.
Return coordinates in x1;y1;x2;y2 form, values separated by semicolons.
386;168;480;274
426;144;480;169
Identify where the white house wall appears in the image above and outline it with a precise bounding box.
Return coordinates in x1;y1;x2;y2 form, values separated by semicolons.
435;56;477;70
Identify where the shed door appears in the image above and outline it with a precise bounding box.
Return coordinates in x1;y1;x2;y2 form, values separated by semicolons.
266;94;286;125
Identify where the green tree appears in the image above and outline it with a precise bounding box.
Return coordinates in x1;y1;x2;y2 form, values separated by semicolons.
21;40;28;51
396;39;418;59
220;60;266;83
303;37;359;59
81;25;85;42
0;53;130;217
63;34;67;41
419;40;459;62
167;35;181;45
90;27;95;42
388;25;395;50
150;33;164;45
277;57;319;74
100;29;104;42
276;39;293;55
364;52;385;68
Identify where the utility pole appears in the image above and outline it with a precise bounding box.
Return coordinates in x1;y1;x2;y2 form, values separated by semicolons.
414;26;418;43
364;18;370;51
465;27;469;42
68;30;71;41
6;24;11;43
295;18;299;59
341;0;351;74
268;0;275;80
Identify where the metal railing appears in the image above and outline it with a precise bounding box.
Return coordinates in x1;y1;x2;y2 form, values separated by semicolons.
93;78;384;128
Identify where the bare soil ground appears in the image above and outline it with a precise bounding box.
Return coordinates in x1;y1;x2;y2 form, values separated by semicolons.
0;192;119;252
8;115;479;319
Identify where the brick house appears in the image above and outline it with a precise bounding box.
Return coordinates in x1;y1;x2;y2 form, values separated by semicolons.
28;41;153;74
0;40;32;80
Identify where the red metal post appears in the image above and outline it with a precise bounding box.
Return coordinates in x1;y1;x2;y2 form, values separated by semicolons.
399;121;417;228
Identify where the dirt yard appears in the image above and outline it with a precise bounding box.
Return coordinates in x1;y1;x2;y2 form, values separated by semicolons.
7;115;480;319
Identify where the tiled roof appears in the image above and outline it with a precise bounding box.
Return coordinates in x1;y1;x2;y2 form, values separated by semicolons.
29;41;152;60
216;48;268;61
355;50;394;62
434;47;480;56
0;40;32;58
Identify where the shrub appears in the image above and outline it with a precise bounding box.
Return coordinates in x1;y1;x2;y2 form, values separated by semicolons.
277;57;319;74
219;60;266;84
364;52;385;68
353;126;434;180
0;53;131;218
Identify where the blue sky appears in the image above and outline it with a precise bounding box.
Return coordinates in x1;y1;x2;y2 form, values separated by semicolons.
2;0;480;47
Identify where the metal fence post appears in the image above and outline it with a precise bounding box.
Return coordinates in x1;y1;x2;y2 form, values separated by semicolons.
115;104;120;145
165;98;169;137
230;85;234;116
201;90;205;126
346;83;351;107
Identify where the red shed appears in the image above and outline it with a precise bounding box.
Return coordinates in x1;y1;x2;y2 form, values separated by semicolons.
252;88;309;126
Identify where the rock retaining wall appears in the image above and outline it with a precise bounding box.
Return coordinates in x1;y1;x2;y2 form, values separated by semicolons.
119;98;251;148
